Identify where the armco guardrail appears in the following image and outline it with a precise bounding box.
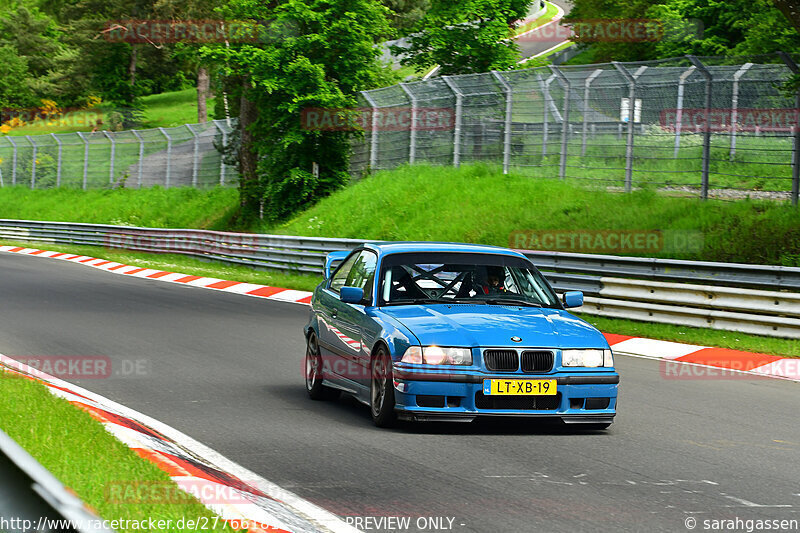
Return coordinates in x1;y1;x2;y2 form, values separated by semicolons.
2;219;799;338
0;428;116;533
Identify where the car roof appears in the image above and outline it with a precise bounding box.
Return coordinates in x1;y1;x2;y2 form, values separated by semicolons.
360;241;527;259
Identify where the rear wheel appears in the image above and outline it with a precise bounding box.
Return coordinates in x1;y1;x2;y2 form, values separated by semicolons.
305;332;339;401
370;346;397;427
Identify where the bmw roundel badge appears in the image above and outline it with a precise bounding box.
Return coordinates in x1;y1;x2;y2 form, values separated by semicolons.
511;336;522;343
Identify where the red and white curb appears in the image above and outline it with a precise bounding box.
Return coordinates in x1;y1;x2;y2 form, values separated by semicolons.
0;353;359;533
0;245;313;305
604;333;800;382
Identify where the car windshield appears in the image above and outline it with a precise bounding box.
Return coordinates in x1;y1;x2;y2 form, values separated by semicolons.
379;252;560;308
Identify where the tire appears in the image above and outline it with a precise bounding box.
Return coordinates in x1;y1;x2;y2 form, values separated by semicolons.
370;346;397;427
305;332;339;401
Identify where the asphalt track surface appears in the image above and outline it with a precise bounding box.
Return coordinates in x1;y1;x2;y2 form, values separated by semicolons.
1;251;799;533
517;0;573;60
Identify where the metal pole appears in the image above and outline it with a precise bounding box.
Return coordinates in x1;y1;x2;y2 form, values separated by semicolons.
398;83;417;165
441;76;463;168
158;127;172;188
612;62;640;192
779;52;799;207
50;133;62;187
492;71;513;175
103;131;116;185
581;69;603;157
688;55;713;200
76;132;89;190
674;66;696;157
361;91;380;171
540;74;557;158
214;120;227;186
186;124;199;187
131;130;144;188
730;63;753;161
7;136;17;185
26;135;36;189
549;66;571;180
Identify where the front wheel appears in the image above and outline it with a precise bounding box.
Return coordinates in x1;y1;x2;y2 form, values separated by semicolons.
370;347;397;427
305;332;339;401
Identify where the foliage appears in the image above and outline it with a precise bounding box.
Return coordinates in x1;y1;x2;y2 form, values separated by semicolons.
395;0;530;75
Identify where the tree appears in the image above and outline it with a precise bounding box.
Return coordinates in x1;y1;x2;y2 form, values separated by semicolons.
771;0;800;33
203;0;392;220
396;0;530;75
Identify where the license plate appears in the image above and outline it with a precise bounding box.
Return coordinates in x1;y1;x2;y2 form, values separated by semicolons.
483;379;557;396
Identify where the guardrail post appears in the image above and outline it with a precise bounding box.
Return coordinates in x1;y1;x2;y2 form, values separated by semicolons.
549;66;571;180
492;70;513;174
673;66;696;157
7;136;17;185
26;135;36;189
103;131;116;185
613;62;640;193
186;124;199;187
539;73;557;158
730;63;753;161
214;120;228;186
398;83;417;165
779;52;800;207
50;133;62;187
581;69;603;157
361;91;380;172
131;130;144;189
76;131;89;190
159;127;172;188
688;55;713;200
441;76;463;168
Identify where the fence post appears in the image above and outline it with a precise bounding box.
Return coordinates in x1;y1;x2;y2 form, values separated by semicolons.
581;69;603;157
131;130;144;189
688;55;713;200
540;74;557;158
26;135;37;189
76;132;89;190
186;124;199;187
549;66;570;180
214;120;227;186
674;66;696;157
158;127;172;188
613;62;639;193
442;76;463;168
7;136;17;185
779;52;799;207
398;83;417;165
492;71;513;175
50;133;62;187
103;131;116;185
361;91;380;171
730;63;753;161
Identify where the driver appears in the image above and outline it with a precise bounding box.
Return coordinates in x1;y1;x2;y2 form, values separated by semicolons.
481;266;507;295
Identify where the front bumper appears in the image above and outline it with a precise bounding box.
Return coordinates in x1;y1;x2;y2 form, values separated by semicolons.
392;369;618;424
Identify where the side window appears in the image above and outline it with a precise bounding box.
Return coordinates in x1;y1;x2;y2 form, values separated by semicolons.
345;251;378;300
329;252;360;294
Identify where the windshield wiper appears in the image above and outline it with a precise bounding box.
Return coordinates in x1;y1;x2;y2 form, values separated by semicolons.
485;298;542;308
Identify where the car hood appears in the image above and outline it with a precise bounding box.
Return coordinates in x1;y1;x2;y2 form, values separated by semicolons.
379;304;608;349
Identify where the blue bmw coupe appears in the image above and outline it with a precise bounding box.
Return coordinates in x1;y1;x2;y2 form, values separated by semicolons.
303;242;619;428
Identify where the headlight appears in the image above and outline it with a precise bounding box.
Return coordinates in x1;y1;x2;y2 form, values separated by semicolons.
401;346;472;366
562;349;614;368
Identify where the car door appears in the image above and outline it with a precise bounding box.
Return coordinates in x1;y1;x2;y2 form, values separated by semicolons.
337;250;378;390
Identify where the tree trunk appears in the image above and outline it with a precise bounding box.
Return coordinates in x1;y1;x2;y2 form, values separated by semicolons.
238;78;260;213
771;0;800;32
197;66;210;123
129;46;137;86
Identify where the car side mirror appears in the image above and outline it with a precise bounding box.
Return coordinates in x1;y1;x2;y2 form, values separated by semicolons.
563;291;584;308
340;286;365;305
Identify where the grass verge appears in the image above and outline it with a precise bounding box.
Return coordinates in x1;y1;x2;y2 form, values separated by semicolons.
515;1;560;35
0;372;237;533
